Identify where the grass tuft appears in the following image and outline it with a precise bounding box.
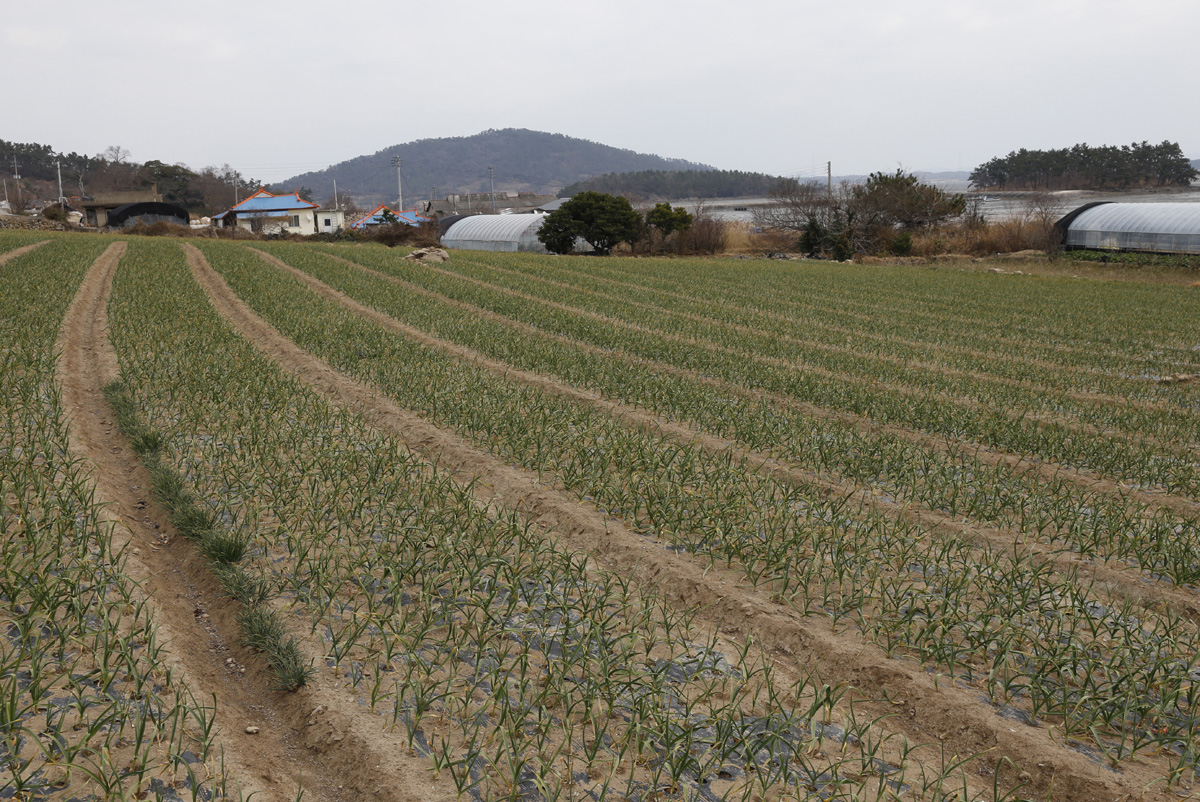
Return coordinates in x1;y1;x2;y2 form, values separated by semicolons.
102;379;312;691
200;530;251;565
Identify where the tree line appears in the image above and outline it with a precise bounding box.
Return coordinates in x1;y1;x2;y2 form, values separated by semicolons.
969;141;1198;190
558;169;781;200
0;138;267;215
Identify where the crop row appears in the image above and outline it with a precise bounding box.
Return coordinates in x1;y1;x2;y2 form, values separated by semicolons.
267;242;1200;585
0;237;228;801
470;253;1200;416
554;255;1200;372
200;240;1200;782
411;252;1200;481
105;238;987;801
427;251;1200;490
0;231;51;255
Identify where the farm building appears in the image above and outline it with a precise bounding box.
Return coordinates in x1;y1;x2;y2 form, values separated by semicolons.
81;185;162;227
1056;202;1200;254
106;201;189;228
348;203;430;230
440;214;552;253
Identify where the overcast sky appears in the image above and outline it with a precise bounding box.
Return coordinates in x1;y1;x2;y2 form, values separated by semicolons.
5;0;1197;184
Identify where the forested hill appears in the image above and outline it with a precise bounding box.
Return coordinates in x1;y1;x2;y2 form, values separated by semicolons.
276;129;713;203
969;141;1198;190
558;169;782;200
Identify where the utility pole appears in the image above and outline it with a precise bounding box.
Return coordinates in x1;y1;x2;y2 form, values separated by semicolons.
56;160;64;204
827;161;832;199
10;157;20;209
488;165;495;213
391;156;403;212
333;179;339;210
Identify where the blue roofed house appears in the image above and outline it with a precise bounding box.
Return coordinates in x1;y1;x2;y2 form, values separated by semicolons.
212;188;338;235
349;203;430;230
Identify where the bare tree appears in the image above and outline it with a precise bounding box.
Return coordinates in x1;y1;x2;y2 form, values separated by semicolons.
1023;190;1062;255
752;179;832;236
6;181;30;214
101;145;131;165
324;189;362;216
678;200;728;255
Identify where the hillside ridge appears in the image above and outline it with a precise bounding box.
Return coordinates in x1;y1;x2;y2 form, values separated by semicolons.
275;128;713;205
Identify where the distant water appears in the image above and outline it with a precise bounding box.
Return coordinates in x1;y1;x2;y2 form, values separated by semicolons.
669;188;1200;224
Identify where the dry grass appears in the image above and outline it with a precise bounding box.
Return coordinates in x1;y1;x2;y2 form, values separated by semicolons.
910;218;1058;257
722;221;755;253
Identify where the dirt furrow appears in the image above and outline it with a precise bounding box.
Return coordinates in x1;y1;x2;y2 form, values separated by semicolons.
454;256;1173;414
0;238;51;266
426;262;1163;450
185;243;1167;801
568;259;1190;371
261;248;1200;620
326;250;1200;519
56;241;451;802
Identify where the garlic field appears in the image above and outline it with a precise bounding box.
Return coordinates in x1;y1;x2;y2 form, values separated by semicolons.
3;231;1199;802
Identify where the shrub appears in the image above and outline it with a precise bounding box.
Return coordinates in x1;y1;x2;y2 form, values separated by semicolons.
127;221;196;238
367;219;441;248
676;203;728;255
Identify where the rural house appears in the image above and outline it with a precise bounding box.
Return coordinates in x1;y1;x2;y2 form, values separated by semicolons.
212;188;323;234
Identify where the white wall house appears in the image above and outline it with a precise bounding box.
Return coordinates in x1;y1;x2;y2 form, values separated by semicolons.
213;188;322;235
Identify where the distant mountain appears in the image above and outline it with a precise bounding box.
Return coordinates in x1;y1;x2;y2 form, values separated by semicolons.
275;129;713;206
1192;159;1200;170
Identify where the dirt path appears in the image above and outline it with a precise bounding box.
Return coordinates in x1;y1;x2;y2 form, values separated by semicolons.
55;242;453;802
0;238;50;266
320;249;1200;521
183;243;1176;802
258;248;1200;621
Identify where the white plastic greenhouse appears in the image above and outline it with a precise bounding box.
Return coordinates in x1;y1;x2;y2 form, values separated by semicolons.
440;214;551;253
1057;202;1200;254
